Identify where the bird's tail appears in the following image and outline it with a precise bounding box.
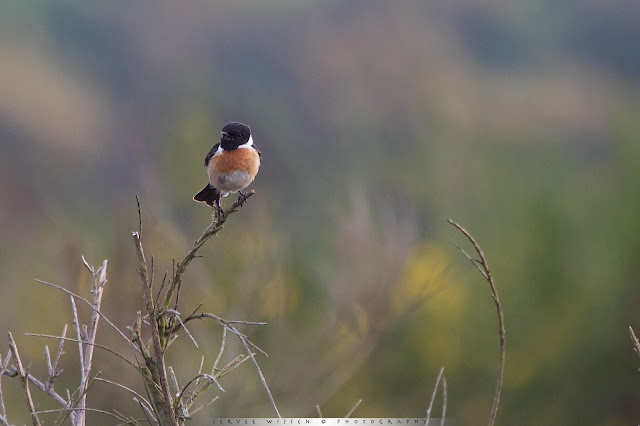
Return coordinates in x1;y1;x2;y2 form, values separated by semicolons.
193;184;221;208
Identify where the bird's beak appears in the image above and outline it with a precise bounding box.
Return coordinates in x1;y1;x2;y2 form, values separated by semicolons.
221;131;230;139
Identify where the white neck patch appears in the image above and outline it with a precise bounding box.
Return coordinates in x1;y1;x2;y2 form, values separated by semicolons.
217;135;254;153
237;135;254;149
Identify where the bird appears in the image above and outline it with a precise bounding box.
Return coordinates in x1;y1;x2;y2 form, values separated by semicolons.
193;121;261;214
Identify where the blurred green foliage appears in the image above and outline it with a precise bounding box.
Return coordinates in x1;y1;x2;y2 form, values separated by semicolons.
1;1;640;424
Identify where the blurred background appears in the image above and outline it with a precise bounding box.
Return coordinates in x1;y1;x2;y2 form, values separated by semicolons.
1;0;640;424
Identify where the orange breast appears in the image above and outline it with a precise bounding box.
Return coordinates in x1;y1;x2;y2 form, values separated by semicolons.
208;147;260;180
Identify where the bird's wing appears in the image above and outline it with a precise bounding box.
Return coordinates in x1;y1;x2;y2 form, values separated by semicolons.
204;142;221;167
253;142;262;158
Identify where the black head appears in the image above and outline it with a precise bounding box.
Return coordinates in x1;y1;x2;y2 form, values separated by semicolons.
220;122;251;150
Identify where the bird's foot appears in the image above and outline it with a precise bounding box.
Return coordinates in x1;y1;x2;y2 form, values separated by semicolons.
236;191;249;206
213;202;225;221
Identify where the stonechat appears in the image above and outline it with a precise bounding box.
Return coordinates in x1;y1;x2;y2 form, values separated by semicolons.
193;122;261;212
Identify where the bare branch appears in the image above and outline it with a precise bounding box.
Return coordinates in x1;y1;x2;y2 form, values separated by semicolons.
44;345;52;379
204;320;272;423
160;191;255;312
426;367;444;425
128;312;151;361
452;242;488;279
238;335;280;418
629;326;640;358
80;250;111;422
195;356;205;388
182;313;268;356
448;219;505;426
155;272;168;309
150;257;155;299
136;194;143;237
183;354;249;414
35;279;140;357
149;323;176;424
132;225;180;425
0;351;13;426
132;232;153;312
344;399;362;418
2;365;69;408
212;327;227;374
7;332;41;426
85;259;108;361
25;333;136;368
112;408;144;426
216;354;251;379
134;396;158;424
77;257;112;424
76;255;121;426
95;377;153;415
168;366;180;397
47;324;68;390
178;373;224;406
440;378;447;426
315;405;323;418
162;310;198;348
189;395;219;417
194;317;267;326
34;406;130;423
70;296;86;389
81;255;93;274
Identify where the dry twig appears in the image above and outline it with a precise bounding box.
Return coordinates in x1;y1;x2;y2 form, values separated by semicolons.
160;191;255;312
448;219;505;426
0;352;12;426
426;367;444;425
238;335;280;417
1;193;264;425
629;326;640;359
129;193;272;424
1;258;143;426
440;378;447;426
344;399;362;418
8;332;41;426
34;279;140;357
